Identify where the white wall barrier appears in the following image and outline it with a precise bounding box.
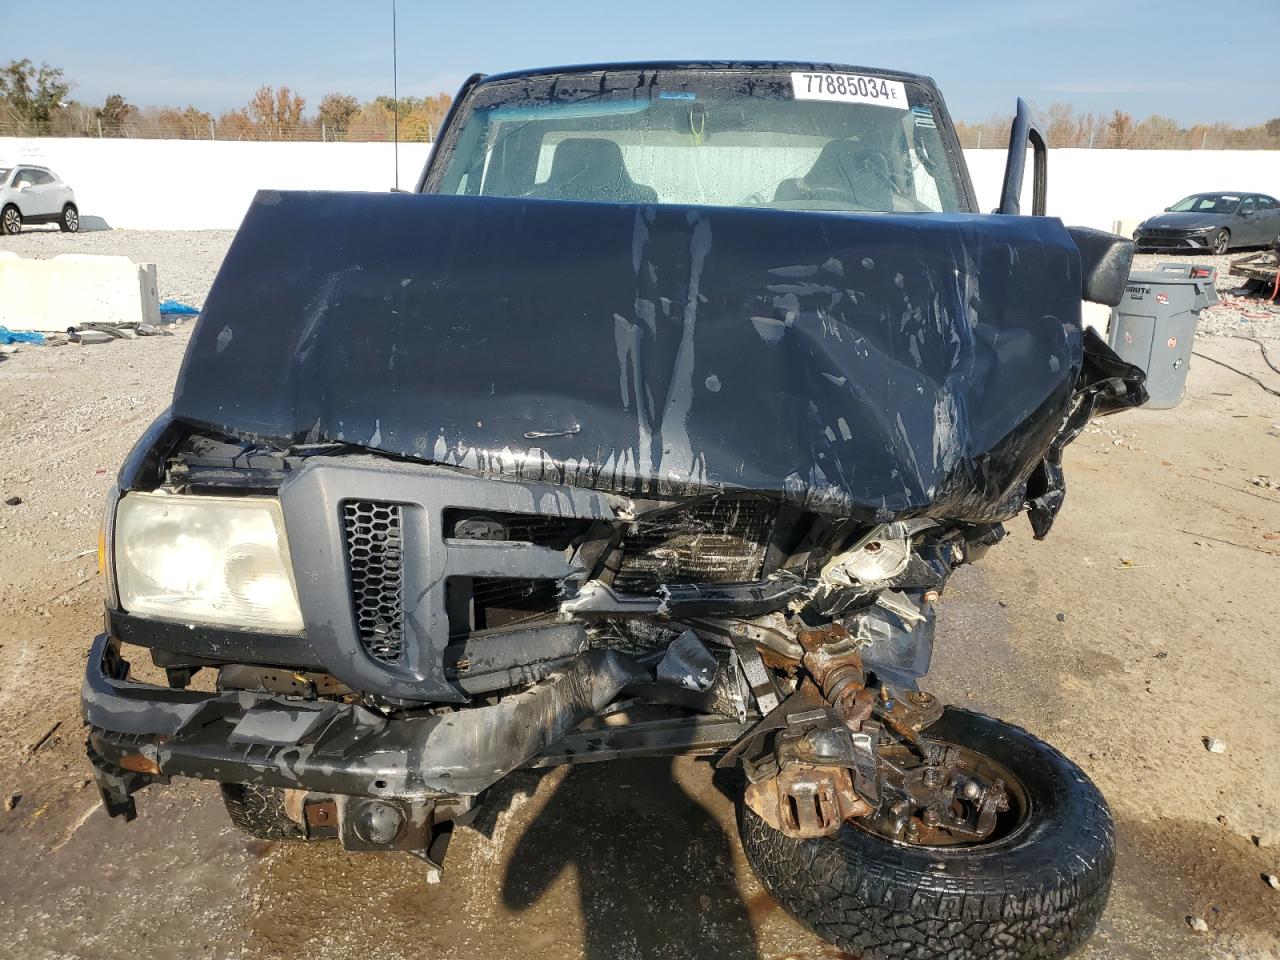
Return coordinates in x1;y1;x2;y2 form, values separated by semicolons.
0;138;433;231
2;137;1278;233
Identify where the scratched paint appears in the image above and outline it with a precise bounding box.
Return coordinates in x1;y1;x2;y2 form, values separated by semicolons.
173;190;1118;526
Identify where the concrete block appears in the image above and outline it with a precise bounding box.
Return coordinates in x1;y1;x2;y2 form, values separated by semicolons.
0;253;160;332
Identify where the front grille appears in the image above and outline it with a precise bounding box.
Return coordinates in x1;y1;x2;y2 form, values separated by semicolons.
472;577;561;629
447;576;561;635
614;495;775;591
343;500;405;664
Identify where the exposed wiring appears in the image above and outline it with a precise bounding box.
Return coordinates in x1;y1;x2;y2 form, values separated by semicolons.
1192;350;1280;399
1229;335;1280;376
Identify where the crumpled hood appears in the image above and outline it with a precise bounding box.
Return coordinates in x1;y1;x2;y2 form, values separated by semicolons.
174;190;1092;522
1141;211;1230;230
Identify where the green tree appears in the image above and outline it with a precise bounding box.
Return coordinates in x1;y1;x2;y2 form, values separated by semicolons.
0;58;71;132
95;93;135;136
318;93;359;139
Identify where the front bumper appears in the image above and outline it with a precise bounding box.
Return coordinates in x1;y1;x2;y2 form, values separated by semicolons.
83;631;647;819
1134;232;1212;251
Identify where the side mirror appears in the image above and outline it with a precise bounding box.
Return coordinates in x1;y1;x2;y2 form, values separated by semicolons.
998;98;1047;216
1067;226;1134;307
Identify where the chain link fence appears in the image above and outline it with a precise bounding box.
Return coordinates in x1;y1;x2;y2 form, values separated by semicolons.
4;119;1277;150
0;119;437;142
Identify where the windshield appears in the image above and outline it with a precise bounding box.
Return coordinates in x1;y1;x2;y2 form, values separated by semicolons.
1169;193;1240;214
431;68;966;214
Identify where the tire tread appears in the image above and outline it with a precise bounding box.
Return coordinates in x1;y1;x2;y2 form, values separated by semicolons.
219;782;308;841
738;708;1114;960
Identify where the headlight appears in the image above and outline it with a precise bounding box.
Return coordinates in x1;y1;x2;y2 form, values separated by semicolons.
1189;226;1213;233
115;492;304;631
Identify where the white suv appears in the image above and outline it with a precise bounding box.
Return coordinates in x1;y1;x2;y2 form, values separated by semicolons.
0;165;78;234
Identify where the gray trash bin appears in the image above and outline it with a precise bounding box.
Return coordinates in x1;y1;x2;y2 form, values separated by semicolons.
1107;267;1217;409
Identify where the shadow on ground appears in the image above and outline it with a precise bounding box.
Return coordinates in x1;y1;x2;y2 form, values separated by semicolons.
498;759;761;960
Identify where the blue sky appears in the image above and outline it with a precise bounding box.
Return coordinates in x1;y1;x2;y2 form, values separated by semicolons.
4;0;1277;125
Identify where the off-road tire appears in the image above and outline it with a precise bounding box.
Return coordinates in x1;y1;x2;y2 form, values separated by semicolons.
1;204;20;235
219;782;308;841
60;203;79;233
738;708;1114;960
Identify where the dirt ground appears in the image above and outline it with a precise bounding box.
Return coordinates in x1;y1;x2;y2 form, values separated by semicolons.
0;231;1278;960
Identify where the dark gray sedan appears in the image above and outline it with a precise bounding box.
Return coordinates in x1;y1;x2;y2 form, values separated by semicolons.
1133;192;1280;254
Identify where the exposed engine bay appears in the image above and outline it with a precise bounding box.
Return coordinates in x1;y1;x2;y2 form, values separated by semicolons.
80;62;1148;960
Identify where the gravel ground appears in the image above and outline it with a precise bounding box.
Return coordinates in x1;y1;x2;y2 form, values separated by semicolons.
1131;250;1280;340
1;230;1278;960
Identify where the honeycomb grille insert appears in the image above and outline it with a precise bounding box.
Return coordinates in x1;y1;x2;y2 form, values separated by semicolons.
343;500;405;664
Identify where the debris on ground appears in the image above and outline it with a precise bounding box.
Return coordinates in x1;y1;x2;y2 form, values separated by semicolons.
0;325;45;346
78;321;135;340
72;329;115;345
3;496;21;506
1227;243;1280;300
1187;916;1209;932
2;794;17;812
1266;874;1280;891
1205;737;1227;754
69;320;174;345
1250;476;1279;490
158;299;200;317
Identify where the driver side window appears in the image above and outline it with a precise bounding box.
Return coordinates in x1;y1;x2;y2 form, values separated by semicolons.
1239;198;1255;215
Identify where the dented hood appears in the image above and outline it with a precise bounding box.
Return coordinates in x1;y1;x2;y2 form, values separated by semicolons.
174;191;1089;521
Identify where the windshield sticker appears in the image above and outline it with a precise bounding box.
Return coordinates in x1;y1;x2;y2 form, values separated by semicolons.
791;72;907;109
912;105;936;128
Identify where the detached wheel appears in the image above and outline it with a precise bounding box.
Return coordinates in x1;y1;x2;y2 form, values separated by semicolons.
60;204;79;233
738;708;1114;960
1211;229;1230;255
1;204;20;235
219;782;309;841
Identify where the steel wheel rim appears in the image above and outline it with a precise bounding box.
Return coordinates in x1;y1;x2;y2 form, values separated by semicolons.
850;739;1033;850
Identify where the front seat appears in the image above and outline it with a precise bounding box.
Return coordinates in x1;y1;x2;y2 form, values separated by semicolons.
774;141;894;210
528;138;658;204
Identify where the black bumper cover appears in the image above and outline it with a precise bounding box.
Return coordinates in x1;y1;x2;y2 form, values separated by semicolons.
83;632;646;818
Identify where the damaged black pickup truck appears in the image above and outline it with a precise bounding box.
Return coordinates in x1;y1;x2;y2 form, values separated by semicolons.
83;62;1146;959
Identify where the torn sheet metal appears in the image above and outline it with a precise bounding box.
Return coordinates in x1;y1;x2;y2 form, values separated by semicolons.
175;190;1096;523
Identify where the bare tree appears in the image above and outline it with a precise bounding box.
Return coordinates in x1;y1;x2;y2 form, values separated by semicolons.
1105;110;1134;149
247;85;306;137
